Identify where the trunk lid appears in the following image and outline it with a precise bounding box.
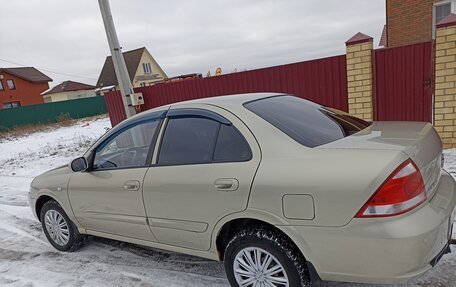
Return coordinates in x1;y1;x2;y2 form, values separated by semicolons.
320;121;443;198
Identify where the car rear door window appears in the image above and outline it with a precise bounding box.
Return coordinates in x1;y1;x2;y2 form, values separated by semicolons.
158;113;252;166
214;124;252;162
158;117;220;165
244;95;370;148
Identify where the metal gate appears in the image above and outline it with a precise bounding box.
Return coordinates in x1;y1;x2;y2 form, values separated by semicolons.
374;41;434;122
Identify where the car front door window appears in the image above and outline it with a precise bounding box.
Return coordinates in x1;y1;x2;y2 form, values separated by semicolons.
93;119;160;170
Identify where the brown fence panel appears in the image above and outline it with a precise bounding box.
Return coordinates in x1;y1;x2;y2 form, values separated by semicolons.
104;90;126;127
374;41;434;122
105;54;348;126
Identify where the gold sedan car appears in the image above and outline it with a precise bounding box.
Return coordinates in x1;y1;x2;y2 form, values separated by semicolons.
29;93;455;286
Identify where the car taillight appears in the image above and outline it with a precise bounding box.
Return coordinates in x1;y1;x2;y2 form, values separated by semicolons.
355;159;426;218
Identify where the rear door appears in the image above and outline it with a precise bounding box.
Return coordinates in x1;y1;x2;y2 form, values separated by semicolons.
142;104;261;250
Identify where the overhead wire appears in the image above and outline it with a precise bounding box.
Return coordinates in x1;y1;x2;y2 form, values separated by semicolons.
0;58;98;81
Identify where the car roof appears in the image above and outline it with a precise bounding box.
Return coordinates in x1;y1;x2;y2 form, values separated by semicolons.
174;92;284;106
122;92;287;126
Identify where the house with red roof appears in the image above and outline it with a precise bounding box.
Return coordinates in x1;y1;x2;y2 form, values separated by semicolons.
0;67;52;109
41;80;96;103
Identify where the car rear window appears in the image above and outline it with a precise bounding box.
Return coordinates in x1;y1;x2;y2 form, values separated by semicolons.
244;95;371;148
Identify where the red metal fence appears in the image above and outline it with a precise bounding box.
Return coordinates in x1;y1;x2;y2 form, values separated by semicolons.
373;41;434;122
104;90;127;126
105;42;436;127
105;55;348;126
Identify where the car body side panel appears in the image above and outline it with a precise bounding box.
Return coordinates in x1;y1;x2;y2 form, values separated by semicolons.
142;104;261;251
29;165;79;224
248;148;408;227
144;163;259;250
68;168;157;242
85;229;220;261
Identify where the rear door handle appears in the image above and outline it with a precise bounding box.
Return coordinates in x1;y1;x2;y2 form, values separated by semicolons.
214;178;239;191
124;180;140;191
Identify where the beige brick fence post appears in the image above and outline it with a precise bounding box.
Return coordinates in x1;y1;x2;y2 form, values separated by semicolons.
435;14;456;149
345;33;374;121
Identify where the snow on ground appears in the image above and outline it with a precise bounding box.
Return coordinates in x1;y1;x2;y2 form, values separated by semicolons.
0;117;228;287
444;149;456;241
444;149;456;183
0;117;455;287
0;118;110;177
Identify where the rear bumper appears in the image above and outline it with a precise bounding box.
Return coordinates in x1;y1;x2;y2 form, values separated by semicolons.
293;171;456;284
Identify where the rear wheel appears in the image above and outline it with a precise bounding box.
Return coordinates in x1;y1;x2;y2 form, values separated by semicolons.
40;200;85;252
224;226;311;287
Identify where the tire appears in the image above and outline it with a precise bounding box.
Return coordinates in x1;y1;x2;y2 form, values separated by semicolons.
224;226;311;287
40;200;85;252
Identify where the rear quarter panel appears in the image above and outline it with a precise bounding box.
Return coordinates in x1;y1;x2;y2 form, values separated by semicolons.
248;148;409;227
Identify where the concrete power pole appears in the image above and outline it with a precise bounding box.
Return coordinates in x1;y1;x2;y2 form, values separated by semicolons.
98;0;134;118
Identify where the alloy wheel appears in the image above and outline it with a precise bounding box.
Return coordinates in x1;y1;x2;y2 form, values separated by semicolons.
233;247;289;287
44;210;70;246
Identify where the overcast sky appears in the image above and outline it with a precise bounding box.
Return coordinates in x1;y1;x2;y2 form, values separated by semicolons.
0;0;385;88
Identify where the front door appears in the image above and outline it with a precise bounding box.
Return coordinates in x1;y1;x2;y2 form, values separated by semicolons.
143;105;261;250
68;115;163;241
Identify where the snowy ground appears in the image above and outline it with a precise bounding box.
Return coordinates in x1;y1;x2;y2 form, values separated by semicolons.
0;116;455;287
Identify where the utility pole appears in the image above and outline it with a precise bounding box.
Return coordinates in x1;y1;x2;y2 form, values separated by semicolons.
98;0;134;118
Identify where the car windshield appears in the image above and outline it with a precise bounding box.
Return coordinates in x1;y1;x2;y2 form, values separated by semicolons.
244;95;371;148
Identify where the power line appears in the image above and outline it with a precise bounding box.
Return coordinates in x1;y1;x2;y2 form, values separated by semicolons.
0;58;98;81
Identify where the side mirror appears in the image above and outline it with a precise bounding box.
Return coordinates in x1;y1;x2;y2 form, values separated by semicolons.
71;157;88;172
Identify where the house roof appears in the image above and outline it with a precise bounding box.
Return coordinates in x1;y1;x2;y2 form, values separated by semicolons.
379;25;387;47
0;67;52;83
41;80;95;96
96;47;146;87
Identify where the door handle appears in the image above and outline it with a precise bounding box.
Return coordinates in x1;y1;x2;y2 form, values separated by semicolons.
124;180;140;191
214;178;239;191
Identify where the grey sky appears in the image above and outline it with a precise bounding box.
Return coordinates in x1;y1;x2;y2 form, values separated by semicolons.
0;0;385;88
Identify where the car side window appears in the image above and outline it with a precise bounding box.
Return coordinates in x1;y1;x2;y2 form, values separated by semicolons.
214;124;252;162
158;114;252;166
93;119;160;170
158;117;220;165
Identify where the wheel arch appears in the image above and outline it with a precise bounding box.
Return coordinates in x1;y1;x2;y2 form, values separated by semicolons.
35;193;63;222
212;211;315;265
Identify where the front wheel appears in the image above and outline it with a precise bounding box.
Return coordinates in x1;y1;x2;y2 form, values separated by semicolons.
224;227;311;287
40;200;85;252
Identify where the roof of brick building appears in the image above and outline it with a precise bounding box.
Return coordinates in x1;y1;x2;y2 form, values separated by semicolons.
0;67;52;83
